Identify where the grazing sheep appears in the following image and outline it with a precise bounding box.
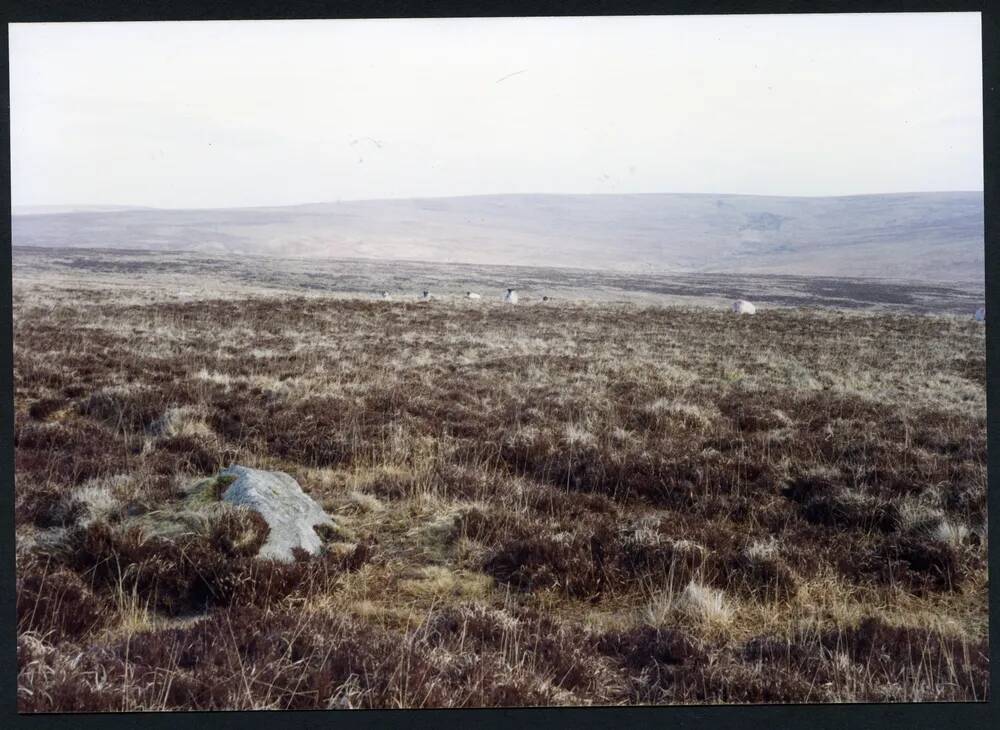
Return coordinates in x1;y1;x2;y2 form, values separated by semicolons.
379;291;391;300
466;292;482;300
732;299;756;315
504;288;519;304
975;306;986;322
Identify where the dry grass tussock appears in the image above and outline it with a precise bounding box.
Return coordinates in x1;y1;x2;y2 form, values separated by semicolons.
13;290;988;709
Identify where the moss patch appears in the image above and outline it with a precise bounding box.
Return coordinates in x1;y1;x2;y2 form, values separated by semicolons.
183;474;237;506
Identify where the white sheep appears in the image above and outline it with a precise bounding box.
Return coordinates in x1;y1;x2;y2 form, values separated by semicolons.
732;300;756;315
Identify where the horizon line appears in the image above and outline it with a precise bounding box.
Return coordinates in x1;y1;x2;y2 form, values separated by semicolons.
10;189;986;215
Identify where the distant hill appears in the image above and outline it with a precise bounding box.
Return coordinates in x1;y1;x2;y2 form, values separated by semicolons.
12;204;157;216
11;192;985;284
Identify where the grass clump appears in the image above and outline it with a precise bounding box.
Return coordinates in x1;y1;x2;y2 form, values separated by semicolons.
183;474;237;505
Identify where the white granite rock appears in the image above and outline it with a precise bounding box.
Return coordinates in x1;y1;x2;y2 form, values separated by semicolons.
219;465;337;562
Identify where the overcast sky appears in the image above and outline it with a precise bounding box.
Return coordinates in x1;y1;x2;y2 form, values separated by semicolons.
9;13;983;209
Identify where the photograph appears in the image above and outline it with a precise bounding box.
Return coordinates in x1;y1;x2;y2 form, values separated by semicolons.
8;11;989;711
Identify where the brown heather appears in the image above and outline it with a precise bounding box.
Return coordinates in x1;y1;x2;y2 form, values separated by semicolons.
13;289;988;709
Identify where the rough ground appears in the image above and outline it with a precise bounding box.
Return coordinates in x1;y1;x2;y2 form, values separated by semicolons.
13;246;986;314
13;260;988;710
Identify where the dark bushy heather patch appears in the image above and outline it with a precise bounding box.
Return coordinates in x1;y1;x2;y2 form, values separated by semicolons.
821;617;989;700
17;568;106;640
54;512;373;615
15;417;134;485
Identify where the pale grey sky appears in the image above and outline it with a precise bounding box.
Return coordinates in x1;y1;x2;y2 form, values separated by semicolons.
9;13;983;209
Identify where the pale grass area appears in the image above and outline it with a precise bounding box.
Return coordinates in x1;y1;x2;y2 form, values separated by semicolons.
148;406;214;440
645;581;733;631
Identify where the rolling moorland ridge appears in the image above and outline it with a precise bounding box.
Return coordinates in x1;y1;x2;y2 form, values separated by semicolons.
11;191;986;284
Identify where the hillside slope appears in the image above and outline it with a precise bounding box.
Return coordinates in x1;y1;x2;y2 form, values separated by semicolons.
11;191;984;283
